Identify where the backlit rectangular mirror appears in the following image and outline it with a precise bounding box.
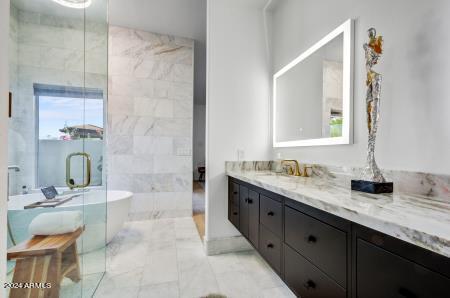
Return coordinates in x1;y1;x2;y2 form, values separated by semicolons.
273;19;354;147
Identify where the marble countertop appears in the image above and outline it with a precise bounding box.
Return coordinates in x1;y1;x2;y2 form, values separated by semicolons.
226;170;450;258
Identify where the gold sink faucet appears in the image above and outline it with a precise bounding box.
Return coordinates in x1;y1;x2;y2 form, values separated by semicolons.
281;160;312;177
281;160;302;176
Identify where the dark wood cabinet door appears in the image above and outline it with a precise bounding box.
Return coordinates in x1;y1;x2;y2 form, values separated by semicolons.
230;182;240;206
285;206;347;287
285;244;346;298
259;224;282;273
260;195;282;237
239;186;249;238
356;239;450;298
248;190;259;249
229;203;239;229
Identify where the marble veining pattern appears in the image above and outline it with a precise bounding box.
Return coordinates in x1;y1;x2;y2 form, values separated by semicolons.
226;162;450;258
311;164;450;203
108;26;194;220
94;218;295;298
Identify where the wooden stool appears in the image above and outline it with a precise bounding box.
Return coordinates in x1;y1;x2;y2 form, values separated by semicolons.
7;227;84;298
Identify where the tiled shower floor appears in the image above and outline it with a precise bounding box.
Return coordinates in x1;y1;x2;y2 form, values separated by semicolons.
6;218;295;297
94;218;296;298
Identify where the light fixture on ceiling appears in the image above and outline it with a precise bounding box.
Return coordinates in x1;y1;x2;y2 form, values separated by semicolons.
52;0;92;9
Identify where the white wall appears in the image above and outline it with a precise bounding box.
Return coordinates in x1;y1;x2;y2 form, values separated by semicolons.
270;0;450;175
0;0;10;289
206;0;271;244
194;41;207;105
193;104;206;179
38;140;103;187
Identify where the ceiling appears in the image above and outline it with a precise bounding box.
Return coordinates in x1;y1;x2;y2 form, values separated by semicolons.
109;0;206;43
12;0;207;43
13;0;107;20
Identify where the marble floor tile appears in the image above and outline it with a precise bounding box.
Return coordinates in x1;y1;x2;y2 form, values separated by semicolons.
178;259;220;298
94;270;143;298
95;285;140;298
257;286;297;298
138;281;179;298
81;248;107;276
235;251;284;290
207;253;245;275
106;244;148;275
141;249;179;286
93;218;294;298
215;270;260;298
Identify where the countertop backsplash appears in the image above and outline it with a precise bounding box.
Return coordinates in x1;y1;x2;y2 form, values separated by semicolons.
225;161;450;203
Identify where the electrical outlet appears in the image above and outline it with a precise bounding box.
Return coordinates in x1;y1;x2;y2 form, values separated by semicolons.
237;149;245;161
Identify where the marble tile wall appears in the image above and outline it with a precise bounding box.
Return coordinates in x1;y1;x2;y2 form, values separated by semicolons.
108;26;194;220
7;6;107;195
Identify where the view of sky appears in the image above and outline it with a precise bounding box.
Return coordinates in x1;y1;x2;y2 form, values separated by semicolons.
39;96;104;139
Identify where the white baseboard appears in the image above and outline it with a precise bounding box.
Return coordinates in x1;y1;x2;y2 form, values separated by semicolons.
204;235;253;256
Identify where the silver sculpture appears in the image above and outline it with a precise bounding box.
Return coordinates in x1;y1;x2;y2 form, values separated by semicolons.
362;28;385;183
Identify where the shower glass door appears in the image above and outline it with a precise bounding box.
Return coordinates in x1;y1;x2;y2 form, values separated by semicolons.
7;0;108;297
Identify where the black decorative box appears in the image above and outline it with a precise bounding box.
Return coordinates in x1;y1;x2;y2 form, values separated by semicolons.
351;180;393;194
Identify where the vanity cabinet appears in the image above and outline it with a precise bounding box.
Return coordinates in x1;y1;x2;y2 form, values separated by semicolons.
239;186;249;238
239;186;259;248
228;177;450;298
353;224;450;298
259;224;282;273
356;240;449;298
228;181;260;248
284;244;346;298
285;205;347;288
228;182;240;229
260;195;283;237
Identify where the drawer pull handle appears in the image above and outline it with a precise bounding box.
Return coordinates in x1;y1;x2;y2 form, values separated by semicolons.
233;212;238;215
247;199;253;204
233;191;238;195
307;235;317;243
303;280;316;290
267;211;275;216
267;243;274;249
398;288;417;298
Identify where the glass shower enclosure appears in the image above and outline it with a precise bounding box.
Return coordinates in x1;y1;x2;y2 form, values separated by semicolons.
7;0;108;296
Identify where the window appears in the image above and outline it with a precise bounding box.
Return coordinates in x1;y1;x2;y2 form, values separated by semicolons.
34;84;104;188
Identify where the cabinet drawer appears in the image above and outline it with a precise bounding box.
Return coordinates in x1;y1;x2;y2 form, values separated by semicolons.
285;206;347;287
229;203;239;229
259;224;281;273
284;245;346;298
230;182;239;206
260;195;282;237
357;239;450;298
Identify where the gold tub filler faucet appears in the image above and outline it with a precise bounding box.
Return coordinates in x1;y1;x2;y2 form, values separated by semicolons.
281;160;312;177
66;152;92;189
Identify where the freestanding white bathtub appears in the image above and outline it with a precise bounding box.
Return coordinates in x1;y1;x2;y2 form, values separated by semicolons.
7;190;132;252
